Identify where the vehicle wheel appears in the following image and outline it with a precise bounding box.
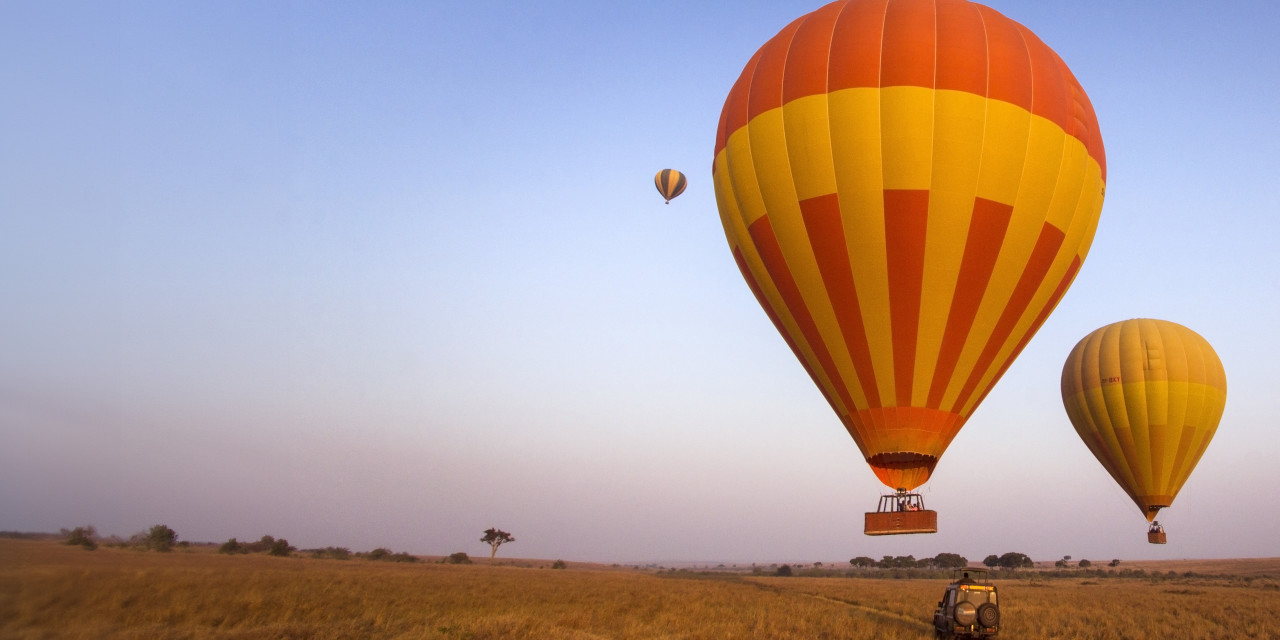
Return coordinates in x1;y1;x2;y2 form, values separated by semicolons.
954;601;977;626
976;603;1000;628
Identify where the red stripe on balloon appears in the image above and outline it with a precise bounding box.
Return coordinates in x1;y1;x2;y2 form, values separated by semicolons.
884;189;929;408
801;193;881;408
935;0;987;95
721;48;763;152
731;247;839;414
951;221;1066;413
978;4;1033;112
782;1;841;104
880;0;936;88
746;17;803;124
927;197;1014;409
970;254;1081;412
746;216;859;416
828;0;886;92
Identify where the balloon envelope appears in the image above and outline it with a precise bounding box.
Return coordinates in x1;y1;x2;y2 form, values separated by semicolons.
713;0;1106;490
655;169;687;203
1061;319;1226;521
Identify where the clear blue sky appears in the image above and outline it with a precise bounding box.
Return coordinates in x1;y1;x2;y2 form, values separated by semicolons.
3;0;1278;565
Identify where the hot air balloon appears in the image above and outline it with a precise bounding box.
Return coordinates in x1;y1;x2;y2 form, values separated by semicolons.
655;169;687;204
1061;319;1226;544
712;0;1106;535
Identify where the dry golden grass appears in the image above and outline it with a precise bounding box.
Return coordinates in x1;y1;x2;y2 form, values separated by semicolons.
1117;557;1280;577
3;539;1280;639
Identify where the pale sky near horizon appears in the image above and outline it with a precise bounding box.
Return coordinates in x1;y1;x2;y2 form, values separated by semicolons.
3;1;1279;566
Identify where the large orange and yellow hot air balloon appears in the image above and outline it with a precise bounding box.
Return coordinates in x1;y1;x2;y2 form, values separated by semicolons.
713;0;1106;507
1061;319;1226;543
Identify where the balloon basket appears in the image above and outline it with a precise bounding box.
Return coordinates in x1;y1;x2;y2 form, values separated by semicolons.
1147;521;1167;544
864;510;937;535
864;491;937;536
1146;524;1167;545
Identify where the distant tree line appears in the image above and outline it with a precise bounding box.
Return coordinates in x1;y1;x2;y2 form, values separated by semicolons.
39;524;523;567
49;524;419;562
847;553;971;569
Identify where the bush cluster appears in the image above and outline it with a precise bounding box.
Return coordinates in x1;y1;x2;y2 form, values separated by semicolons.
358;548;419;563
137;525;178;552
219;535;295;556
61;526;98;550
308;547;352;560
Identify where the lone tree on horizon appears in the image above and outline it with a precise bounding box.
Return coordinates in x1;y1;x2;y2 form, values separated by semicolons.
481;528;514;559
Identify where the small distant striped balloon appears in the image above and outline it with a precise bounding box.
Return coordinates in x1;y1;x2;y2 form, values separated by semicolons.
654;169;687;203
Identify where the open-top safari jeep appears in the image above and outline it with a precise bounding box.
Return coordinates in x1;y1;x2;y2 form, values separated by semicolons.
932;568;999;639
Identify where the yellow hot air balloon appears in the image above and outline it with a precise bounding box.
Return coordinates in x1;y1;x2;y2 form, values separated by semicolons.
712;0;1106;533
1061;319;1226;543
655;169;687;204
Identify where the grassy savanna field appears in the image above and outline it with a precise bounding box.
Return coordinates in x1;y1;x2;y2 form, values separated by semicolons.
3;539;1280;639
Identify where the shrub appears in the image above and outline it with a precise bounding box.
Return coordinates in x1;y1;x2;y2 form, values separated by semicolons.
219;538;248;554
144;525;177;552
309;547;351;560
1079;559;1092;568
63;526;97;550
268;538;295;557
445;552;472;565
245;536;276;553
361;548;419;563
776;564;793;577
551;560;567;570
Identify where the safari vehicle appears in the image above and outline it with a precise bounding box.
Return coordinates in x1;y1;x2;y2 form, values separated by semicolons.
933;568;999;639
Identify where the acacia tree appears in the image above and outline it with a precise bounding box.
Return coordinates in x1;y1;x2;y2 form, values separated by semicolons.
480;528;514;559
998;552;1034;569
929;553;968;569
849;556;876;569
